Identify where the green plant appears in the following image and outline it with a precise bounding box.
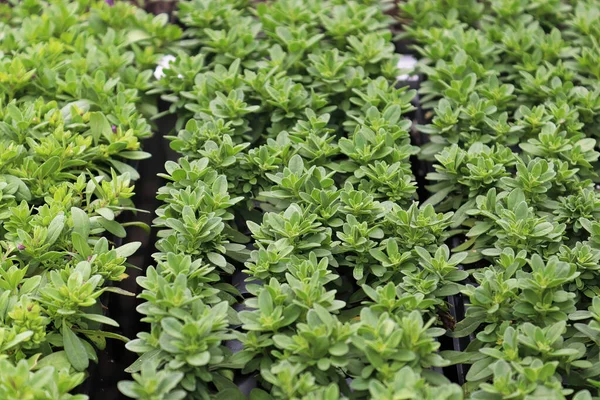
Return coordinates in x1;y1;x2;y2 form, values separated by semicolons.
0;0;180;396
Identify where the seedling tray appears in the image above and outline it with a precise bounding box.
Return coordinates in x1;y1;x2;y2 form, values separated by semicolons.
74;2;475;397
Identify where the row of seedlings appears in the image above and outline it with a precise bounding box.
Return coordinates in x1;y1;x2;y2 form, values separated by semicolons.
402;0;600;398
122;0;467;399
0;0;179;397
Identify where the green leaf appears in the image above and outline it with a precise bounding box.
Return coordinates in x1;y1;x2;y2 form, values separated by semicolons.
109;160;140;180
117;382;138;399
46;213;65;246
96;208;115;221
161;318;183;338
215;388;246;400
71;231;92;258
103;287;136;296
124;29;151;46
74;329;130;343
35;156;60;179
467;222;493;237
71;207;90;239
440;350;481;365
115;242;141;258
451;318;481;338
35;351;72;371
288;154;304;174
98;217;127;238
89;112;112;145
465;357;495;382
125;349;162;373
62;324;89;371
250;389;272;400
61;100;91;121
81;313;120;327
121;221;151;234
186;351;210;366
258;290;273;314
6;103;23;122
329;342;349;356
423;186;453;207
1;331;33;351
120;151;151;160
20;276;41;294
207;252;227;268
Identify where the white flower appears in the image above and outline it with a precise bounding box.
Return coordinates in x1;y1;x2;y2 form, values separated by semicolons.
396;55;418;82
154;54;181;80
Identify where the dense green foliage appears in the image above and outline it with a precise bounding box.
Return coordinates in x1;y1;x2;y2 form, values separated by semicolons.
0;0;179;397
402;0;600;398
4;0;600;399
123;0;469;399
127;0;600;398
